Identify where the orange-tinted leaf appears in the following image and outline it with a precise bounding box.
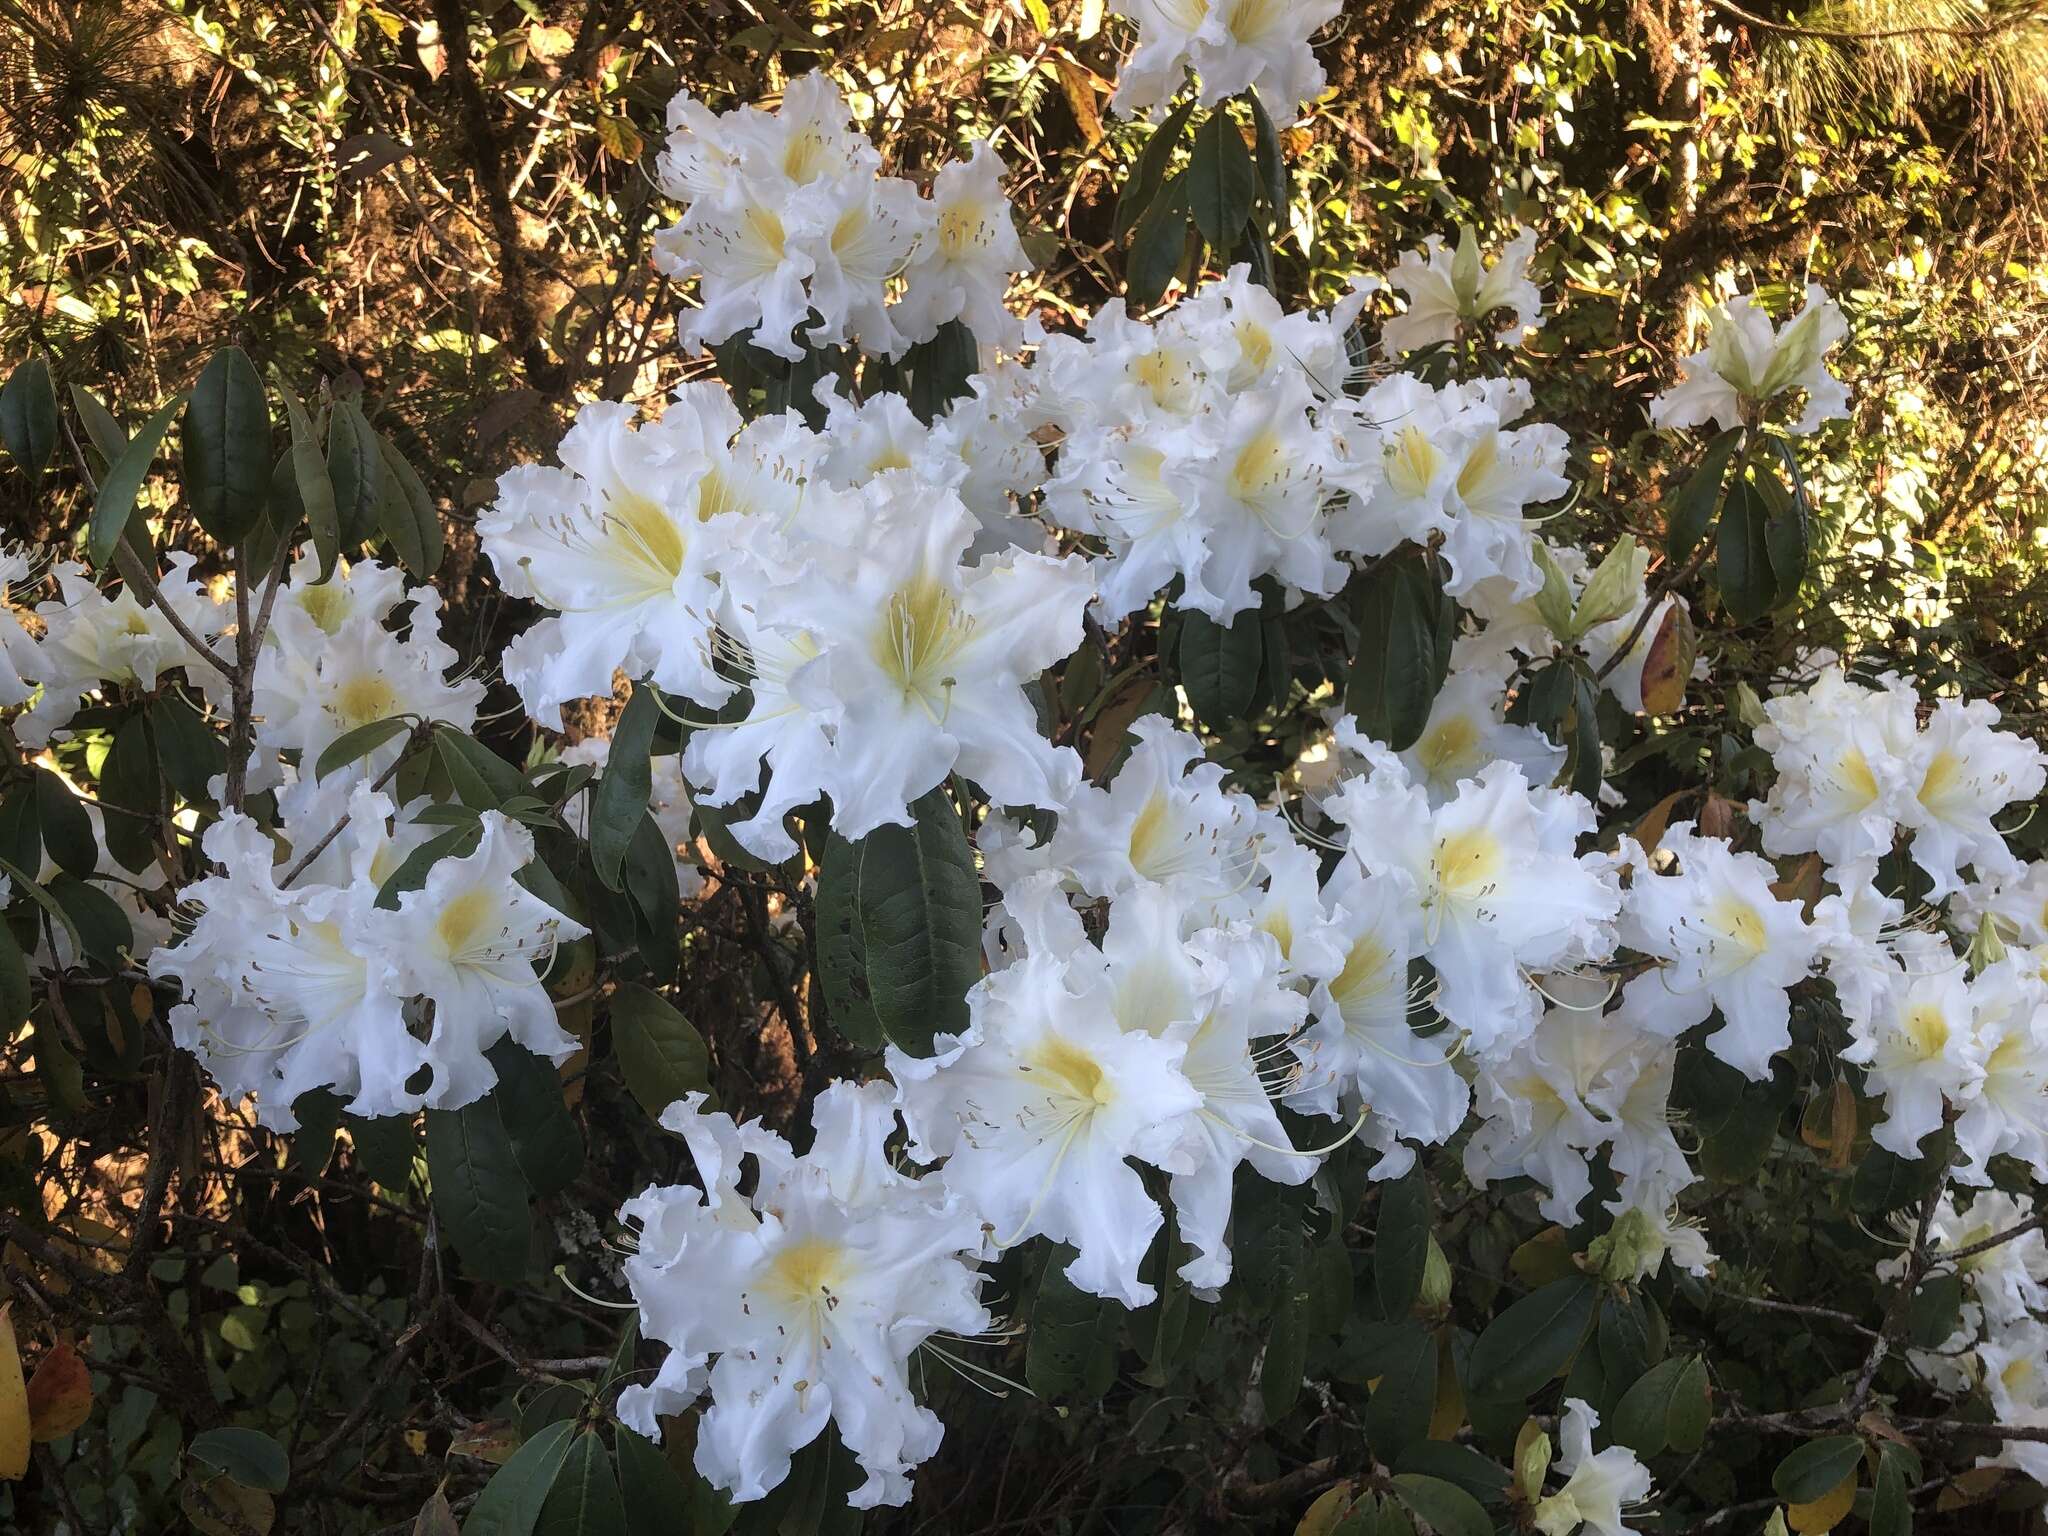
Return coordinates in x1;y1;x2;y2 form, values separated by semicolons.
1640;600;1695;714
25;1341;90;1441
1632;790;1688;854
0;1305;25;1479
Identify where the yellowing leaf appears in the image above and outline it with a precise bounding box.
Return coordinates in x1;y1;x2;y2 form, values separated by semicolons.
1639;599;1695;714
1294;1480;1360;1536
182;1473;276;1536
596;115;645;163
25;1341;90;1442
1788;1468;1857;1533
527;23;575;59
1427;1328;1465;1440
0;1304;27;1479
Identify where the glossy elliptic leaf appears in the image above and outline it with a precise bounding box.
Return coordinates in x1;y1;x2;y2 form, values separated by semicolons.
182;347;271;547
423;1096;532;1279
0;356;58;485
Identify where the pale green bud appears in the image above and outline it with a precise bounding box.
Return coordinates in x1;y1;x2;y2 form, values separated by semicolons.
1732;679;1768;730
1969;912;2009;975
1515;1426;1554;1504
1586;1206;1667;1285
1571;534;1642;638
1450;224;1485;314
1530;541;1576;641
1419;1234;1453;1311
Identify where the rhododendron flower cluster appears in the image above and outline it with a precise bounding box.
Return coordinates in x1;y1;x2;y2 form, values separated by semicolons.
655;74;1030;359
149;789;584;1128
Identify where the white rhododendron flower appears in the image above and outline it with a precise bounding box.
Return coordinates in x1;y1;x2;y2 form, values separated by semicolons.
779;488;1089;840
1649;283;1849;436
0;548;42;709
1750;662;1921;868
1109;0;1342;118
1532;1399;1655;1536
1844;931;1985;1158
249;567;482;792
151;792;580;1127
21;554;226;746
892;877;1206;1307
1978;1320;2048;1486
1382;225;1544;352
1887;1189;2048;1328
1951;957;2048;1182
986;716;1259;908
1618;823;1822;1079
1902;696;2046;899
619;1086;989;1509
1398;641;1564;805
1291;856;1469;1174
1326;753;1620;1054
893;141;1031;353
1327;374;1568;598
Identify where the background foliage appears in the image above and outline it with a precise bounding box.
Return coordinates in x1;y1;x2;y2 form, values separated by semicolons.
4;0;2048;1533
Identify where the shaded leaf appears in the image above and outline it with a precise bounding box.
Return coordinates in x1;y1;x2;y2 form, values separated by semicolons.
182;347;271;547
424;1096;532;1279
611;984;714;1121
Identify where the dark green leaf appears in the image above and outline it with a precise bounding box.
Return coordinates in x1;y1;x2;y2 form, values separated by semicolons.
1597;1291;1655;1387
1177;608;1262;727
150;693;226;803
0;923;25;1033
465;1420;578;1536
1375;1166;1431;1319
1851;1141;1949;1213
1610;1355;1694;1458
70;384;128;465
621;809;682;984
326;397;384;546
611;984;713;1121
1114;94;1195;241
1871;1446;1911;1536
35;768;96;879
424;1095;533;1278
188;1426;289;1493
1715;475;1778;625
616;1427;695;1536
1907;1271;1964;1349
316;716;413;783
377;433;443;577
1246;89;1289;219
1388;1473;1491;1536
98;715;160;872
1188;109;1256;250
182;347;271;547
0;355;58;484
1026;1248;1120;1401
278;378;341;580
1261;1292;1309;1420
591;685;660;890
1669;1354;1711;1452
904;321;978;425
346;1112;416;1189
829;788;980;1058
486;1040;583;1198
534;1430;626;1536
1465;1275;1597;1401
88;393;185;568
288;1088;344;1175
1362;1323;1436;1463
815;829;884;1051
1763;438;1811;601
374;822;482;910
1347;549;1455;752
1391;1443;1509;1505
436;727;528;809
1128;173;1191;308
1771;1436;1863;1504
1664;427;1741;563
0;782;37;875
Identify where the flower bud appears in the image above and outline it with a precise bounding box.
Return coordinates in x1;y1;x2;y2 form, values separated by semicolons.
1450;224;1485;314
1968;912;2008;975
1585;1205;1667;1285
1514;1422;1553;1504
1419;1233;1453;1311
